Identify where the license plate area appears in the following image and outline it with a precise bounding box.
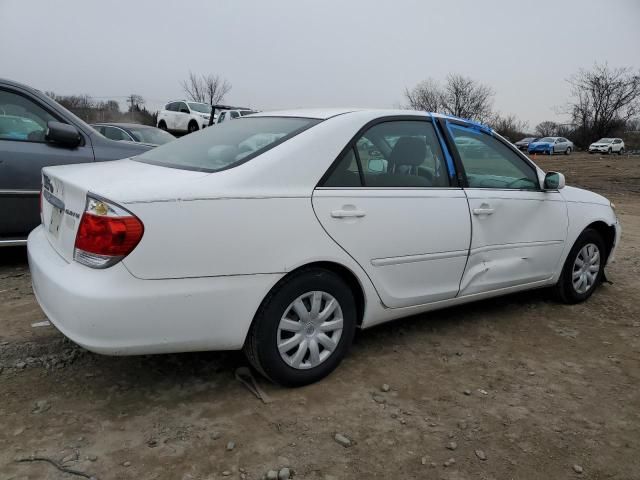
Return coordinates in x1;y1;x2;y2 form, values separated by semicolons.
43;189;65;237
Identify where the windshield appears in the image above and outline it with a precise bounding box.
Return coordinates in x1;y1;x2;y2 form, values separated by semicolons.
597;138;613;143
538;137;554;143
188;102;210;114
136;117;320;172
128;126;176;145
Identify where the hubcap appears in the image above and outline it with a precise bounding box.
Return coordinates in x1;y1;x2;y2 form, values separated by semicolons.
277;291;343;370
572;243;600;294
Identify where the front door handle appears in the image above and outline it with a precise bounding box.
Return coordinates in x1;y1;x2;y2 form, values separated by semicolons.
472;207;495;215
331;209;366;218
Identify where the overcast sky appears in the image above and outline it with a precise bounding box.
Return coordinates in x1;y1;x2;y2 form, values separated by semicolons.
1;0;638;128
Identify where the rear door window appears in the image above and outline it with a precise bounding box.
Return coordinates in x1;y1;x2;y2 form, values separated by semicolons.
321;120;451;188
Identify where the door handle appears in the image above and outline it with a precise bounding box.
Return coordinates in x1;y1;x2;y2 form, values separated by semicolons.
472;207;495;215
331;209;366;218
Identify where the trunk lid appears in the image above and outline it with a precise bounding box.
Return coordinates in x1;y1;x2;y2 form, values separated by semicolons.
40;159;209;262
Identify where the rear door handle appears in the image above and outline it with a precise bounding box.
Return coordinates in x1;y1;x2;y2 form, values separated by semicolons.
472;208;495;215
331;209;366;218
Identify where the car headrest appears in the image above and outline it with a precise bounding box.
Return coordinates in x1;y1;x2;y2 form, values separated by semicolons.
389;137;426;167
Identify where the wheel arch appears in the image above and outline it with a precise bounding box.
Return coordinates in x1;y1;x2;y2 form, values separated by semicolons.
585;220;616;262
253;261;367;329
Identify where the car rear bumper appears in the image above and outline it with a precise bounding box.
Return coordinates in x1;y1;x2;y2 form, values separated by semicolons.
27;226;281;355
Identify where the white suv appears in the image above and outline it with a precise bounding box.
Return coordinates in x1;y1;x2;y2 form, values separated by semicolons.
157;100;211;134
588;138;625;155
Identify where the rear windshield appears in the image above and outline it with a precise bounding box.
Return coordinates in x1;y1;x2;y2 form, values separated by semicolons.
135;117;320;172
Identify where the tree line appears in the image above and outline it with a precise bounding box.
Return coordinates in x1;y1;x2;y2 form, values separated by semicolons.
405;63;640;148
45;92;158;126
48;64;639;150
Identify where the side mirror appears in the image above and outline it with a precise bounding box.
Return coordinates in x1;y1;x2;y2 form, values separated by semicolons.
544;171;565;190
368;158;386;173
45;121;81;148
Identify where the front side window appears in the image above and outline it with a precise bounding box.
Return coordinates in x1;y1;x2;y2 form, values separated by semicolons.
0;89;57;142
322;120;450;188
177;102;189;113
136;116;320;172
449;125;539;190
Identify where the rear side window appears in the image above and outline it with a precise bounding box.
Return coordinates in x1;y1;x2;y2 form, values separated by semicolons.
136;117;320;172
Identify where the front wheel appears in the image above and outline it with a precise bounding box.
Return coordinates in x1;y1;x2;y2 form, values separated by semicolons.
244;268;357;386
554;229;605;304
565;147;571;155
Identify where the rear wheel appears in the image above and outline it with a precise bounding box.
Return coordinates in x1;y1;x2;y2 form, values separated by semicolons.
618;148;624;156
554;229;605;304
188;121;199;134
158;120;167;131
244;268;357;386
547;147;553;155
565;147;571;155
607;147;612;154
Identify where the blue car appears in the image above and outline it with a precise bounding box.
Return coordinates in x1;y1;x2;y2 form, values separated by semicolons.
528;136;573;155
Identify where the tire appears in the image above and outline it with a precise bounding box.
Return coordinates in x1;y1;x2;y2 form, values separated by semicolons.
554;228;606;304
607;148;612;154
244;268;357;386
618;148;624;156
547;148;553;155
565;147;571;155
187;121;199;134
158;120;167;131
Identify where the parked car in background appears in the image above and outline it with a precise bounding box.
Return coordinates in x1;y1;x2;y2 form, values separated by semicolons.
157;100;211;134
214;108;256;125
514;137;538;151
28;108;619;386
528;137;573;155
92;123;175;146
0;78;153;246
589;138;625;155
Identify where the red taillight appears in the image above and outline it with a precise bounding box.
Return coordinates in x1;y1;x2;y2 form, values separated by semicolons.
75;213;144;256
74;195;144;268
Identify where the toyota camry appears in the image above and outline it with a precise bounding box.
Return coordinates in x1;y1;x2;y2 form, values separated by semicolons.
28;109;620;386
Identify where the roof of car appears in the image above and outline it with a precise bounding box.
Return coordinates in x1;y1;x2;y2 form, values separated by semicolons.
249;108;456;120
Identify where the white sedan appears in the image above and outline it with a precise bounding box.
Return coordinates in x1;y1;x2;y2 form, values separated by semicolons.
28;109;620;386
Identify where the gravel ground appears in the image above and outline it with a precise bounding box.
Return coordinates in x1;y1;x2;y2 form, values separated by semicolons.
1;152;639;480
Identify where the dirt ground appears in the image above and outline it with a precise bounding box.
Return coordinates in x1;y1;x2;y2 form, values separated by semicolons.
1;152;639;480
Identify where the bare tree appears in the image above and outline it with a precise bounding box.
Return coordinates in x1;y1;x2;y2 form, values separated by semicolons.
181;72;232;105
405;79;442;113
567;63;640;144
405;74;494;123
489;113;529;140
127;94;144;112
535;121;558;137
